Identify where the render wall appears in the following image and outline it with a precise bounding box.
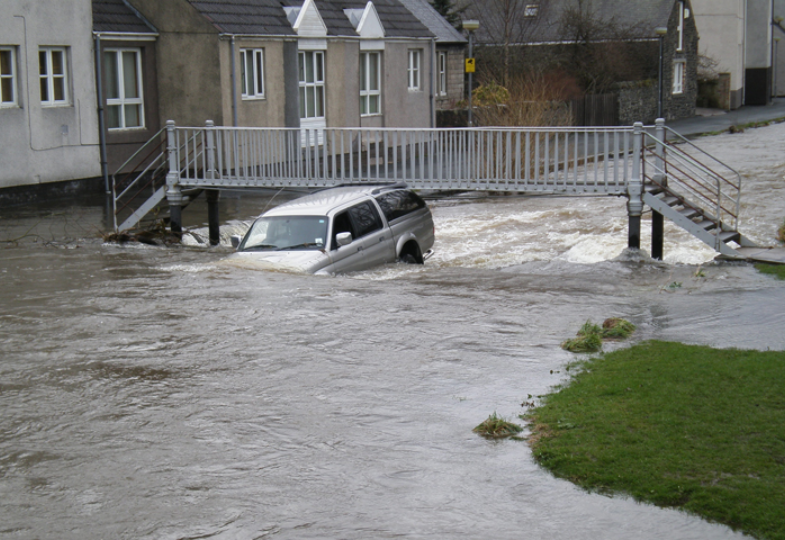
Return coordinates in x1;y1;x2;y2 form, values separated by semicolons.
218;38;292;128
690;0;746;106
0;0;101;190
380;40;433;128
125;0;225;127
99;38;161;173
774;0;785;96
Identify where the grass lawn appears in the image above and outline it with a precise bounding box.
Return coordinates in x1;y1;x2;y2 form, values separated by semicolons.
755;263;785;280
527;341;785;540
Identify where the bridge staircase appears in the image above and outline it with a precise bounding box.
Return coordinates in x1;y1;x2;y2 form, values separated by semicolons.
111;126;203;233
640;125;758;258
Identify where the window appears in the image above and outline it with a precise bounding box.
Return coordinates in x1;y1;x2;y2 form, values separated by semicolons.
673;60;685;94
375;190;426;222
524;4;539;17
408;50;420;91
1;47;17;107
241;48;265;99
676;1;685;52
104;48;144;129
299;51;325;119
437;52;447;97
39;47;68;105
360;52;380;115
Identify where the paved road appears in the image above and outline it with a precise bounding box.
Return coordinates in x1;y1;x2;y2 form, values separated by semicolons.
667;97;785;137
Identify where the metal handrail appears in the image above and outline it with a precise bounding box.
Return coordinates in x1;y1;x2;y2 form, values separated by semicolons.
641;131;741;230
170;124;638;195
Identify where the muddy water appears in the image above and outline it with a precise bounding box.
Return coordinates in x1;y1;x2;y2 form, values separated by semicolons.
2;123;784;539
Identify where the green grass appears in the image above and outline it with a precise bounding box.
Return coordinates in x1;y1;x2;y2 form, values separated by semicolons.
755;263;785;280
528;341;785;539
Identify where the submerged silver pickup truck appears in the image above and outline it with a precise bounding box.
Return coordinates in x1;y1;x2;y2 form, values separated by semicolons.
229;184;435;274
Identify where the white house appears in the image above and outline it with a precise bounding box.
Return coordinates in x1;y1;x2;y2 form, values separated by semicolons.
0;0;101;196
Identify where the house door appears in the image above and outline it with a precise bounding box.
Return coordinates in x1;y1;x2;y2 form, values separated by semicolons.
299;50;325;145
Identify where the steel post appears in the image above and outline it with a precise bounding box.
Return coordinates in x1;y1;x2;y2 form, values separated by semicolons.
165;120;184;236
651;118;666;259
207;189;220;246
627;122;644;250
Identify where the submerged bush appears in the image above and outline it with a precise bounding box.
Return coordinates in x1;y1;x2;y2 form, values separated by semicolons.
561;318;635;352
601;317;636;339
473;412;523;439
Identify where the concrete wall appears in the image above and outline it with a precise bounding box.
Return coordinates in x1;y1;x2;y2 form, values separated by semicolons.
690;0;746;107
0;0;101;190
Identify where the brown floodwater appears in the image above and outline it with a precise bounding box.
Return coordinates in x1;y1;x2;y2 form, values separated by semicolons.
3;123;785;539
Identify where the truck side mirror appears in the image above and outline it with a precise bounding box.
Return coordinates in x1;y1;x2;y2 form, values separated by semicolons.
336;232;353;247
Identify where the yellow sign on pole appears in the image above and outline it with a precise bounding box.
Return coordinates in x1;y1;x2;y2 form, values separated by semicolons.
465;58;476;73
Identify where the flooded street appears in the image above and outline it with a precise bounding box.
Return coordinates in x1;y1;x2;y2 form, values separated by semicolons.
2;123;785;539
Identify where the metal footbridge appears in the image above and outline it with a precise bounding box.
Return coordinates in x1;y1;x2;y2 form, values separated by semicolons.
111;119;765;260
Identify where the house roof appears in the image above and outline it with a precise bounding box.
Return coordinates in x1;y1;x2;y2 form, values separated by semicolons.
186;0;434;38
397;0;466;43
465;0;678;45
92;0;158;34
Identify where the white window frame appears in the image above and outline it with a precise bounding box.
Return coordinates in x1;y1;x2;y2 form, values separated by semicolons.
676;1;685;52
437;51;447;97
104;48;145;130
299;50;325;119
1;46;17;107
360;51;381;116
407;49;421;91
240;48;265;99
672;60;685;95
39;47;69;106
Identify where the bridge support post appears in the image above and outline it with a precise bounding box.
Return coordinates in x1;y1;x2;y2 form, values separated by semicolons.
651;119;666;260
207;189;220;246
627;122;644;250
164;120;183;237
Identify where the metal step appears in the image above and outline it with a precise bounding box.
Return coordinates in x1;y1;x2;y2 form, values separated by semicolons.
718;230;740;244
678;207;699;219
642;190;752;258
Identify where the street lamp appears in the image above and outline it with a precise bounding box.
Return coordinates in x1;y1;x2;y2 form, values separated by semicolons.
463;19;479;127
655;26;668;120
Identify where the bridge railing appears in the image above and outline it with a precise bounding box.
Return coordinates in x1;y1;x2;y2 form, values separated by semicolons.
169;123;637;196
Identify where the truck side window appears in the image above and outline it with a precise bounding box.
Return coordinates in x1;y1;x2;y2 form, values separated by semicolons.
331;211;354;250
348;201;383;238
375;190;426;222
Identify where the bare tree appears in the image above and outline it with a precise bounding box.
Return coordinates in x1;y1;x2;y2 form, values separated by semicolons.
458;0;552;86
557;0;654;93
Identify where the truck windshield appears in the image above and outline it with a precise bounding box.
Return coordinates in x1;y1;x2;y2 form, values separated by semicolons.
240;216;328;251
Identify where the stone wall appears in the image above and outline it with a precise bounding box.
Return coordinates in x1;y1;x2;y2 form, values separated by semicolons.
618;84;658;125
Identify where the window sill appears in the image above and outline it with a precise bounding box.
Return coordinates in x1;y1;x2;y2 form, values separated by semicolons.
241;96;266;101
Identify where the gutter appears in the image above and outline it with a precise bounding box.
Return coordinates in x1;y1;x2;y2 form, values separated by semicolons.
93;34;109;194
